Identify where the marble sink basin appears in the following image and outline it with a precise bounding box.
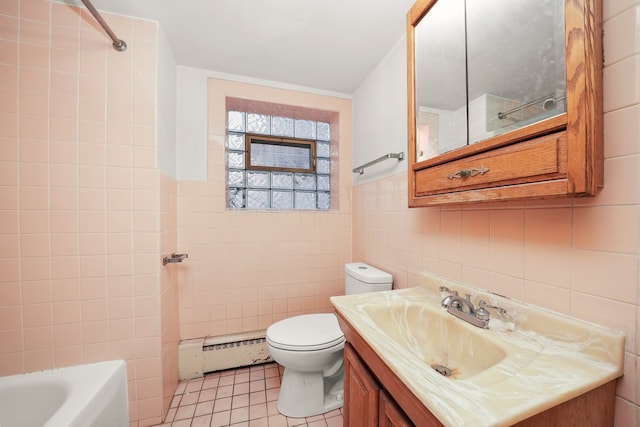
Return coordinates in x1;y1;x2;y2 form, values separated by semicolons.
331;272;625;426
362;301;506;379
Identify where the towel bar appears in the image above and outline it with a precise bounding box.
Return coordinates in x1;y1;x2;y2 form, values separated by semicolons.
353;152;404;174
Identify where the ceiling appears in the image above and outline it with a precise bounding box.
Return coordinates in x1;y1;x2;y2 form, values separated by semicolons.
72;0;416;95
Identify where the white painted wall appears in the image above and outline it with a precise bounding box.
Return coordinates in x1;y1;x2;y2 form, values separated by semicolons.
352;37;408;185
175;66;352;182
176;66;209;181
157;26;177;177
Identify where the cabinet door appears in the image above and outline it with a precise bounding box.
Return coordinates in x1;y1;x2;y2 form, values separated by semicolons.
344;343;380;427
379;390;414;427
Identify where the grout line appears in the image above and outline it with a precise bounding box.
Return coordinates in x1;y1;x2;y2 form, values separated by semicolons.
153;362;343;427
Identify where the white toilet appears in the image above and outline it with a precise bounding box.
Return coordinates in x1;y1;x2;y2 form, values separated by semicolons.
266;262;393;418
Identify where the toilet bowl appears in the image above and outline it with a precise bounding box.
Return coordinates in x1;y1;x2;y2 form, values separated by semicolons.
266;313;345;417
266;262;392;417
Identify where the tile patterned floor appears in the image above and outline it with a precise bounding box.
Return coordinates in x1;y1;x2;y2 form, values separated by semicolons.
154;362;344;427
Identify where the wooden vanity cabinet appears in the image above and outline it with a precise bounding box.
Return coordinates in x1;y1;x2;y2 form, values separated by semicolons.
379;390;414;427
407;0;603;206
344;343;381;427
344;343;417;427
338;311;618;427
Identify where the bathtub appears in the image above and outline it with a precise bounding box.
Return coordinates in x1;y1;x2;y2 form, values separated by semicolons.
0;360;128;427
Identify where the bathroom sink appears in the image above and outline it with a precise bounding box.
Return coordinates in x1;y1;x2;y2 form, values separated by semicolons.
362;302;506;379
331;272;625;426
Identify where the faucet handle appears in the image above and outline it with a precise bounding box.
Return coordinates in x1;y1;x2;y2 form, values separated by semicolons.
475;305;490;321
439;287;458;308
478;300;508;316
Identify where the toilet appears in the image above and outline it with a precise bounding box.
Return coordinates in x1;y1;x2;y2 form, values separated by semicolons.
266;262;393;418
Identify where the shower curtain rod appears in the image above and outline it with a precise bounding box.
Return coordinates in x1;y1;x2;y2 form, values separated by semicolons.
80;0;127;52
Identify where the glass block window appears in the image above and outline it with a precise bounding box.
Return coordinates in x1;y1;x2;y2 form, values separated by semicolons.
227;110;331;210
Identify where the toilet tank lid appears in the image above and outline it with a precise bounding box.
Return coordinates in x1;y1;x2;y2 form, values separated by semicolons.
345;262;393;284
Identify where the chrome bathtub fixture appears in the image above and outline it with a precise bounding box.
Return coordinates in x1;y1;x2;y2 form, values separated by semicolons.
440;291;509;329
163;253;188;266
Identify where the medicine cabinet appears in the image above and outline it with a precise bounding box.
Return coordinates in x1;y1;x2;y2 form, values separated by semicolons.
407;0;603;206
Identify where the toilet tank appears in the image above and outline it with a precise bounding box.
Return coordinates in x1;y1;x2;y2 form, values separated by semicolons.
344;262;393;295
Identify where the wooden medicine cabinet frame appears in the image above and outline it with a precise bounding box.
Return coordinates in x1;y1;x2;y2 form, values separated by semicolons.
407;0;603;207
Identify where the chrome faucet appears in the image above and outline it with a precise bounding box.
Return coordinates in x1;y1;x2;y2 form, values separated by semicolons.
440;291;490;328
440;287;511;329
439;286;458;308
448;294;475;314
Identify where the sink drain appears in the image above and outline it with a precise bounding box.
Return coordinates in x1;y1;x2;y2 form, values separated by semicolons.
432;364;452;377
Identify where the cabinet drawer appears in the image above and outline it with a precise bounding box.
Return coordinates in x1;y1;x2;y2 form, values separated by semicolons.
414;132;567;197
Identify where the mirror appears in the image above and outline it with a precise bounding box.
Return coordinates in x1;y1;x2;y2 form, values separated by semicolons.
415;0;466;161
414;0;566;161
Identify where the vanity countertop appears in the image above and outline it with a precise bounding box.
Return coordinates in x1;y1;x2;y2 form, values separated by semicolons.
330;272;625;427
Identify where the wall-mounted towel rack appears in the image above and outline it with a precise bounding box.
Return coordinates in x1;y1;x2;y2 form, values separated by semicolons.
163;253;188;266
353;152;404;175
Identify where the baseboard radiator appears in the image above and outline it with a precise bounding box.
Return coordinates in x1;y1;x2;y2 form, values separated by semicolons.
178;330;272;380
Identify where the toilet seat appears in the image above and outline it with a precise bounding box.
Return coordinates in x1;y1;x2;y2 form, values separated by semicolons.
267;313;345;351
